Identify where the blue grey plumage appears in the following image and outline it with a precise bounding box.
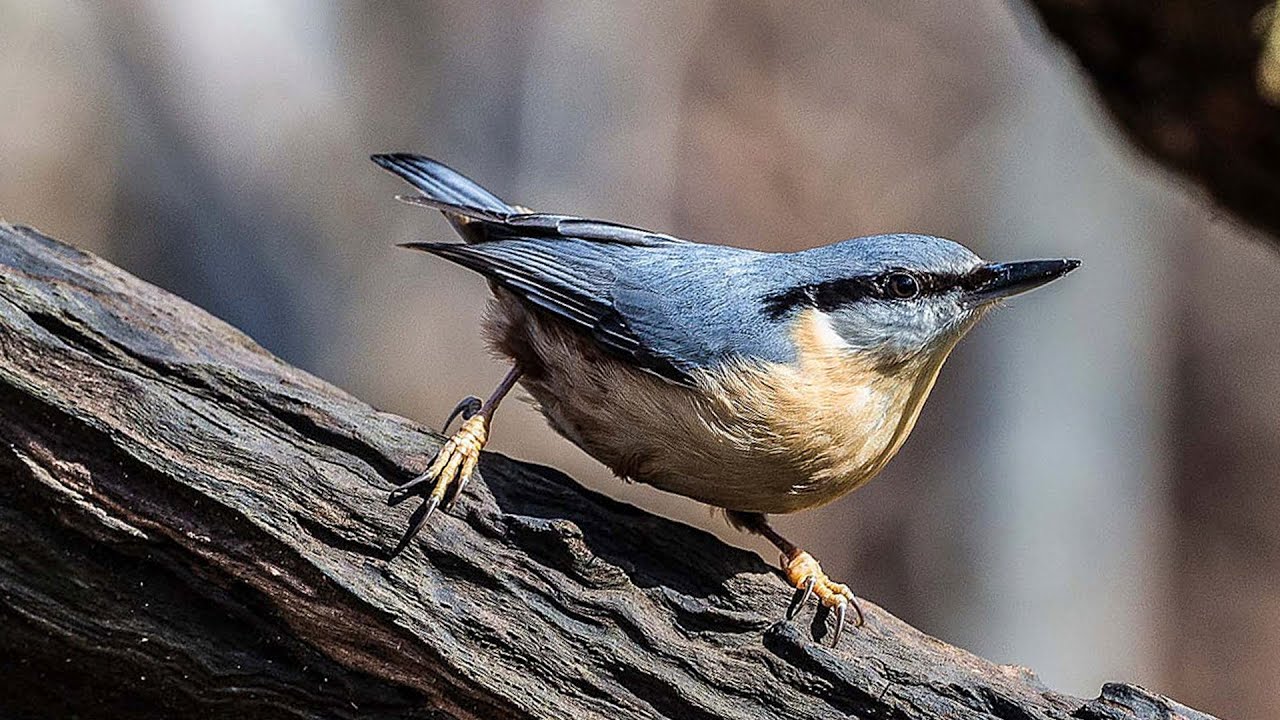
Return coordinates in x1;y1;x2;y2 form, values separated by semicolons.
404;235;792;384
373;153;1074;384
377;153;794;384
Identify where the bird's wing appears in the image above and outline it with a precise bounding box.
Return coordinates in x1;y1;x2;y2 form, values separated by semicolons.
402;239;756;385
378;153;778;384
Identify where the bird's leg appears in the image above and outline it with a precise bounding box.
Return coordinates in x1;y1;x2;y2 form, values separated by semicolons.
727;511;865;645
387;366;522;558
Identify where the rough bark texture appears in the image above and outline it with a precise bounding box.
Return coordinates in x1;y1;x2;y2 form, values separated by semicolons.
1023;0;1280;242
0;223;1215;719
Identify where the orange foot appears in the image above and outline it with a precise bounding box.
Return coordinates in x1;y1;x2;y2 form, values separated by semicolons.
387;414;488;556
782;550;865;645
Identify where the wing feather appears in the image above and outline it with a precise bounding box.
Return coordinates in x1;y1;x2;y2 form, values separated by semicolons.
376;153;738;385
403;240;697;384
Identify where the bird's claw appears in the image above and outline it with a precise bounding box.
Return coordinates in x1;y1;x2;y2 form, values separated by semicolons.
391;493;441;558
387;413;489;557
442;395;483;432
787;574;816;619
781;550;865;645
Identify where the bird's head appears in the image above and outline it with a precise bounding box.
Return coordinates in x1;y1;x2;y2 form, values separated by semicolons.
765;234;1079;371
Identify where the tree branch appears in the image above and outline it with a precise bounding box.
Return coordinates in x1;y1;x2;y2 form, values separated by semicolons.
0;224;1214;719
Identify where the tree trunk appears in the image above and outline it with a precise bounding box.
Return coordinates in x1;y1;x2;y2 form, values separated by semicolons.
1022;4;1280;716
1023;0;1280;244
0;223;1214;719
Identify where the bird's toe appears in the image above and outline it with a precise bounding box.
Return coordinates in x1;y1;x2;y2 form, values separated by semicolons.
780;550;865;645
387;414;489;557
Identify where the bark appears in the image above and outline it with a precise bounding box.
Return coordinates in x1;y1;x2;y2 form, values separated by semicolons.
0;223;1215;719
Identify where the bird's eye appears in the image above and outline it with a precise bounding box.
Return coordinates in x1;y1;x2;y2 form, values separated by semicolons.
885;272;920;299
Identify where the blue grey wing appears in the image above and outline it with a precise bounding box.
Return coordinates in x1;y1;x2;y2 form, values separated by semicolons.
403;240;701;384
609;255;796;375
394;204;692;248
378;154;783;381
499;215;690;247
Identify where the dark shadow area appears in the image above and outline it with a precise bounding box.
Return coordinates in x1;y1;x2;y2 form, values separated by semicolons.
480;452;772;602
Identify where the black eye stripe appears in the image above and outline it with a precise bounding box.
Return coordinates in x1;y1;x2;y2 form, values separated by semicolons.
761;269;977;319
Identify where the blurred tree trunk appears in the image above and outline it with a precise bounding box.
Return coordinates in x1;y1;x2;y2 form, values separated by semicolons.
1025;0;1280;243
1022;2;1280;718
1170;227;1280;720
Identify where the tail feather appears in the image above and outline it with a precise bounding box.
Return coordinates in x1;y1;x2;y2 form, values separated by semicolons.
393;193;511;224
374;152;689;248
371;153;513;216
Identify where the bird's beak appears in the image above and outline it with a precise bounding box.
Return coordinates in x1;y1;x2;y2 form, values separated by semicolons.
965;258;1080;305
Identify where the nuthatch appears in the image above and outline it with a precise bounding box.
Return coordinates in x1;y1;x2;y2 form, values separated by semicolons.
374;153;1078;644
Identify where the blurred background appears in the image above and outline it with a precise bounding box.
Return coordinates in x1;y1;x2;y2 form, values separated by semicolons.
2;2;1277;717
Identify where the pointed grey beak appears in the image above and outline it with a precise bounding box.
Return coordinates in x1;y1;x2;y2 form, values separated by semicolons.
966;258;1080;304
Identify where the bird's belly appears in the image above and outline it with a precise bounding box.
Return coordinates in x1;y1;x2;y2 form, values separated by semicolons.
525;375;835;514
483;294;918;514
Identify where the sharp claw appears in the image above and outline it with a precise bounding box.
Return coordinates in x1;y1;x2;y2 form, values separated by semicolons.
387;485;414;506
831;602;846;646
850;595;866;628
443;470;471;512
389;494;441;558
388;475;430;506
787;575;816;620
442;395;483;431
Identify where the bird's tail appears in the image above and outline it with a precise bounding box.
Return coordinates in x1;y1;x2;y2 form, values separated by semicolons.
372;153;519;241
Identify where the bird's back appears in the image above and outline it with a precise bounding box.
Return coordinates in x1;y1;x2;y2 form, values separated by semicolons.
375;153;799;383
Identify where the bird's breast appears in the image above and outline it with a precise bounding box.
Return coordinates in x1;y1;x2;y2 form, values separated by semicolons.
693;308;943;510
487;296;949;514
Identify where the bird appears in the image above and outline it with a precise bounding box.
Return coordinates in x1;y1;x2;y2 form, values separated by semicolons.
372;152;1079;645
